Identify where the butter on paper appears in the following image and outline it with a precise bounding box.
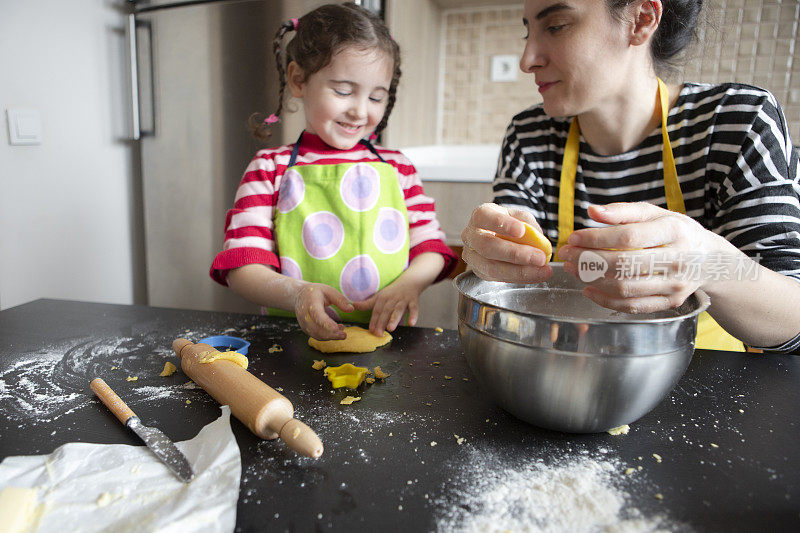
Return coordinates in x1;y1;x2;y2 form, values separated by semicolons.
0;407;240;533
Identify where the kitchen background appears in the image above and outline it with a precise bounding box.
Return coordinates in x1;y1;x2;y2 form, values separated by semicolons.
2;0;798;329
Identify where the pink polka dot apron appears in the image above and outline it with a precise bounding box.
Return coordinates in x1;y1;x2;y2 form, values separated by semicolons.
270;132;410;323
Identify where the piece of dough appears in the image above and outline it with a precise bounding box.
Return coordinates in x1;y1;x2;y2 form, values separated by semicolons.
308;326;392;353
607;424;630;435
159;361;177;377
0;487;38;533
497;221;552;261
199;350;248;370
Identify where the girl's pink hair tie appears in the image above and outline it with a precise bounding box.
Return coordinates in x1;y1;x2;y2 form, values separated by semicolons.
291;18;299;30
369;132;378;141
264;114;280;124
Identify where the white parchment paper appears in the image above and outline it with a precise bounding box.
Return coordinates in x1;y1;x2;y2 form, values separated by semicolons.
0;406;240;532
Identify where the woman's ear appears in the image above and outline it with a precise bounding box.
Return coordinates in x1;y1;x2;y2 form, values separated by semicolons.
287;61;305;98
630;0;661;47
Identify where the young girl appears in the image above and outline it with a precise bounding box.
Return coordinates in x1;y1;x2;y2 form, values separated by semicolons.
210;3;456;341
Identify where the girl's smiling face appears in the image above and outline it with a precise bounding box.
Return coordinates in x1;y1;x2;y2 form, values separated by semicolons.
289;46;394;149
520;0;634;117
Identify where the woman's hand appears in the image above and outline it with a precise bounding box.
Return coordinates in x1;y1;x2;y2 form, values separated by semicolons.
294;282;354;340
558;202;737;313
461;203;552;283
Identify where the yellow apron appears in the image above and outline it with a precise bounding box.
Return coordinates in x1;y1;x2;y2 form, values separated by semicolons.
555;78;746;352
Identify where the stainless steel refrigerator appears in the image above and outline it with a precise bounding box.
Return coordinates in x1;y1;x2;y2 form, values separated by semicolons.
130;0;298;313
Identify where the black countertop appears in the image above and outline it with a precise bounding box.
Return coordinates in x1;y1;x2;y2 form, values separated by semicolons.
1;299;798;532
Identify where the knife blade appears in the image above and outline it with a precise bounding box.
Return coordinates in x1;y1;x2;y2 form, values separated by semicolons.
90;377;195;483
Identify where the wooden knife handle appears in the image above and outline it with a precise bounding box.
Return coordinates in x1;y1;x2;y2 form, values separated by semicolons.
90;378;136;425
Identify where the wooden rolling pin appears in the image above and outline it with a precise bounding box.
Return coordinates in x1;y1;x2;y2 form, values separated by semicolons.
172;338;323;458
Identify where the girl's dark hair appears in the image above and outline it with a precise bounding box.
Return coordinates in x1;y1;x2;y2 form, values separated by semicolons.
250;3;401;143
606;0;703;75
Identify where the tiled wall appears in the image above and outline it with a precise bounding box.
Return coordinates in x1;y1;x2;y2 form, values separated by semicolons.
440;1;800;146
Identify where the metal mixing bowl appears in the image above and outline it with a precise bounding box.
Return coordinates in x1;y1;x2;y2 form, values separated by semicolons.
455;265;709;433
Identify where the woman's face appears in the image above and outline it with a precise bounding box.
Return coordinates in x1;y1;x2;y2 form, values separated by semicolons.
520;0;634;117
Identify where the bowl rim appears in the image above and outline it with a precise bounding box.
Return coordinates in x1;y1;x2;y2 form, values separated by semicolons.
454;265;710;325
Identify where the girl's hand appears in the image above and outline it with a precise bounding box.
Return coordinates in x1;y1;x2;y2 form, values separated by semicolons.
352;276;424;336
294;282;354;340
461;203;552;283
558;202;736;313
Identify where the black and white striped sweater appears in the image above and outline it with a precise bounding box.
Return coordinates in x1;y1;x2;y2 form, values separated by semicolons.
493;82;800;352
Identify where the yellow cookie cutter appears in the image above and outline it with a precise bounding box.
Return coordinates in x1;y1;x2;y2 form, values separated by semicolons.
324;363;369;389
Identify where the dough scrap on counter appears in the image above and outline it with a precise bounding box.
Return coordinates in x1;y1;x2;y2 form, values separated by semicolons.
159;361;178;377
607;424;630;435
374;366;390;379
199;350;248;370
311;360;326;370
126;376;138;382
324;363;369;389
308;326;391;353
340;395;361;405
268;344;283;353
0;487;38;533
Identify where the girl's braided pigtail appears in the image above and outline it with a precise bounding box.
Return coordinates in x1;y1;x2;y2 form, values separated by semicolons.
249;18;298;143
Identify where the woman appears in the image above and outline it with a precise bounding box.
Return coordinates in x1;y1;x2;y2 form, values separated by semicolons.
461;0;800;352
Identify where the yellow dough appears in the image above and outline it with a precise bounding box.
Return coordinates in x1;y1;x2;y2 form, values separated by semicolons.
199;350;248;370
498;221;553;261
159;361;178;377
308;326;392;353
0;487;38;533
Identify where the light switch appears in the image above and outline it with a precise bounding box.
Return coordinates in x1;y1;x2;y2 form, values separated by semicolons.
6;108;42;145
490;55;519;82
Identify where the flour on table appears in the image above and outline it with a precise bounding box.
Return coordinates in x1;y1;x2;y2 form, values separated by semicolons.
435;447;676;533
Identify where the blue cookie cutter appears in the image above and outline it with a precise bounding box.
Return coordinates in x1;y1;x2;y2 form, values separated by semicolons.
198;335;250;355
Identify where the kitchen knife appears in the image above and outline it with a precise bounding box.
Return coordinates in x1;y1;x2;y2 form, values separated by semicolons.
90;377;195;483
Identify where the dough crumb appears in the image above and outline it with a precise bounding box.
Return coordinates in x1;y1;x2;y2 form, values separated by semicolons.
652;453;662;463
432;361;440;365
454;434;465;445
374;366;390;379
340;395;361;405
462;377;469;381
159;361;178;377
607;424;630;435
710;443;719;448
655;493;664;500
430;441;437;447
185;400;191;404
268;344;283;353
96;493;116;507
365;377;376;384
111;366;118;370
624;467;635;475
434;327;443;332
444;375;452;380
126;376;138;382
312;360;326;370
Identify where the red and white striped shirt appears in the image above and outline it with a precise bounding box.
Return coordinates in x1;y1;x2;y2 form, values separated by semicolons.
210;132;456;285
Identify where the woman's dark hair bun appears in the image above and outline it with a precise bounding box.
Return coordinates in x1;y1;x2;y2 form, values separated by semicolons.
607;0;704;74
651;0;703;64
